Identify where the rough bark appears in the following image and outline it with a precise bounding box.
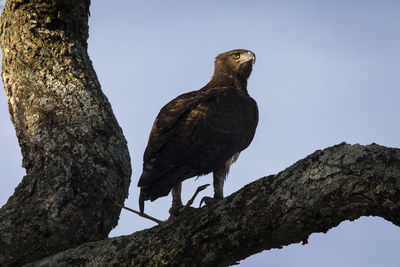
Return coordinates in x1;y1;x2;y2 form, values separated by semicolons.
0;0;131;266
28;143;400;266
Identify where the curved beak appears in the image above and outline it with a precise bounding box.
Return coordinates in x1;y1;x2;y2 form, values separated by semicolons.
245;51;256;64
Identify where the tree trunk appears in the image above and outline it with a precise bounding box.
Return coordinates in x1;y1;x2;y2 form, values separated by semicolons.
27;143;400;266
0;0;131;265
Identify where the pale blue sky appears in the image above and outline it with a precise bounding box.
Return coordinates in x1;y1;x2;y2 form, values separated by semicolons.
1;1;400;266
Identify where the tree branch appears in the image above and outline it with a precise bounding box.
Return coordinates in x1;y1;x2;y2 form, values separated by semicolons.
28;143;400;266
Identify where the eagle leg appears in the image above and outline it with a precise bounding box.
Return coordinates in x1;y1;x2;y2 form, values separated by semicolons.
213;165;226;200
169;183;183;216
199;163;228;207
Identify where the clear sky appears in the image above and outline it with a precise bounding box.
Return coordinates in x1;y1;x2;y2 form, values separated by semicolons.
1;1;400;266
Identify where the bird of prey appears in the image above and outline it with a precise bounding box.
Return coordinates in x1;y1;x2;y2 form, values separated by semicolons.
138;49;258;216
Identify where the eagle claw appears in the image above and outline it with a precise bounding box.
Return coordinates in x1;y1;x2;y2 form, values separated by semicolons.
169;204;183;217
170;184;211;218
199;196;217;207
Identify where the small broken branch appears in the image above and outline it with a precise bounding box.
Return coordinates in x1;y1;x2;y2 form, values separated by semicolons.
110;198;163;225
110;184;210;224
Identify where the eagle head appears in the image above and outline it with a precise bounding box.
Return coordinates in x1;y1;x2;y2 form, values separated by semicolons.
214;49;256;80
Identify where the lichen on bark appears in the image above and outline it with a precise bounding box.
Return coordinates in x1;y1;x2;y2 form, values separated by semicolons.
0;0;131;265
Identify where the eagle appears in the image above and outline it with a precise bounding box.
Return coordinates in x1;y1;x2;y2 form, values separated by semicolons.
138;49;258;216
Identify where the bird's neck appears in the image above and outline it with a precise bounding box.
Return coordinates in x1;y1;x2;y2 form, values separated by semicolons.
208;73;249;95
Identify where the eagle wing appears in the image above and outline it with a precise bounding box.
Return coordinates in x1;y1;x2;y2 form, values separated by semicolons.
138;86;258;200
142;89;205;164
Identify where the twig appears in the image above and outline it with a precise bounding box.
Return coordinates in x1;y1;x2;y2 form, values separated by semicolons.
110;198;163;225
110;183;210;223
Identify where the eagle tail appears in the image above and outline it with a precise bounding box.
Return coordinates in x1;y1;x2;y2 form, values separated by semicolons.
139;190;145;214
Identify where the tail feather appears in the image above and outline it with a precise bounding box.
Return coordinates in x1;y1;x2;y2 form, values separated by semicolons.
139;190;145;214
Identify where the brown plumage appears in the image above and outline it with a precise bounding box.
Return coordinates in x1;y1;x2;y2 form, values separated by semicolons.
138;49;258;214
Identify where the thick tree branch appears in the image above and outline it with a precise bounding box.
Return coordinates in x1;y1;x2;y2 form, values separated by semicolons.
29;143;400;266
0;1;131;265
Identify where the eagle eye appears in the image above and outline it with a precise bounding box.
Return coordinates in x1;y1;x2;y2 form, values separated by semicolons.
232;53;240;59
